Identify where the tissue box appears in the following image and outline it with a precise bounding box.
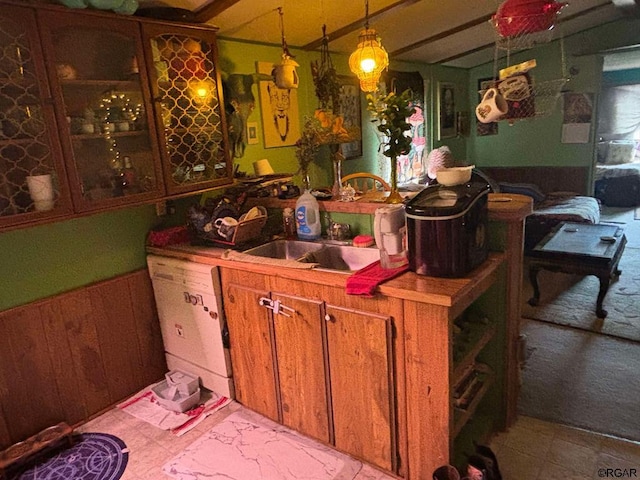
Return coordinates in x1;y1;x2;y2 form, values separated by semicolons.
165;369;199;395
151;369;201;413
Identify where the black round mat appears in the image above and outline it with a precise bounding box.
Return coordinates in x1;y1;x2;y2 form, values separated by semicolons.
9;432;128;480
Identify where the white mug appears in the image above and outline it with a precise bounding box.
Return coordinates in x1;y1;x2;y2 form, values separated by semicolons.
475;88;508;124
214;216;238;240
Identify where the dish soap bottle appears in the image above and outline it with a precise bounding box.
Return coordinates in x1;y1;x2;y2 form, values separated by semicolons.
295;190;321;241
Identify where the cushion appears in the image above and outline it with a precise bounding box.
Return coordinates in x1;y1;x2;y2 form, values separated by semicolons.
604;141;637;165
498;182;546;203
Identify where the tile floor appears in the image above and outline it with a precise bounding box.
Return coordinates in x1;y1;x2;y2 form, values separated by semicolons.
75;398;640;480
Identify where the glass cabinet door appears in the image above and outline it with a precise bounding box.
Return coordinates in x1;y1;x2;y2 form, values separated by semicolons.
141;24;233;195
0;5;72;229
37;11;164;212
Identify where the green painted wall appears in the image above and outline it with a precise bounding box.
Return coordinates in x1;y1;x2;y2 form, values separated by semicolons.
467;40;600;173
466;17;640;183
213;40;470;188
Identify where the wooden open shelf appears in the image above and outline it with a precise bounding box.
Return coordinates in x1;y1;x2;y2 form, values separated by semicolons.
452;365;495;438
452;323;496;386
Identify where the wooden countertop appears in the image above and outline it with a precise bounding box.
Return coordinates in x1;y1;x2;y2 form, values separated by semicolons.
147;243;505;314
148;191;527;314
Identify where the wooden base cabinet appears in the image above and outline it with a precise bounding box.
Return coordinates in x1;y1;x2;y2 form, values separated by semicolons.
221;268;402;474
325;304;396;472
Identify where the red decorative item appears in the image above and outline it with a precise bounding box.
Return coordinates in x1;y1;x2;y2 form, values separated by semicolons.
493;0;567;38
170;53;207;79
147;226;191;247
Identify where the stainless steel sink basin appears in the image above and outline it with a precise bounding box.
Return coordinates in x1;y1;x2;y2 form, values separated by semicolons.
302;245;380;271
242;239;324;260
243;240;380;272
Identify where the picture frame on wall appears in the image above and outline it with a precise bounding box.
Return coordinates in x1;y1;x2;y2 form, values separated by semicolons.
438;82;456;140
256;61;300;148
338;75;363;159
476;78;499;136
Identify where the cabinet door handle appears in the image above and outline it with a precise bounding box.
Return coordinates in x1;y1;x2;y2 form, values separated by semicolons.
324;314;332;322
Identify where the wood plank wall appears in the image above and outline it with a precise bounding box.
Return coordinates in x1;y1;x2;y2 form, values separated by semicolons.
0;269;166;448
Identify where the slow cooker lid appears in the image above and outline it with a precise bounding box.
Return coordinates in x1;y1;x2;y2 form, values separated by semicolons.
406;181;490;217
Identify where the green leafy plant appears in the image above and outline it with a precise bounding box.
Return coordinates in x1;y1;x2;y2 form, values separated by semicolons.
366;88;415;203
366;89;415;160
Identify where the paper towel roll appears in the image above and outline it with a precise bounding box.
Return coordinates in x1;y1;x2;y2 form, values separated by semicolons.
253;159;274;176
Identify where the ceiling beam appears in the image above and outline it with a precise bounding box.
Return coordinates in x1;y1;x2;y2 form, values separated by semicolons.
390;14;493;57
193;0;241;23
430;1;615;65
301;0;421;51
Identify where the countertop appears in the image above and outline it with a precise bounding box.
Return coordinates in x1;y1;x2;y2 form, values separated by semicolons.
148;241;505;314
147;193;529;312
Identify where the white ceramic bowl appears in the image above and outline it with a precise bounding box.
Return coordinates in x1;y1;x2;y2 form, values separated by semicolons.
436;166;474;186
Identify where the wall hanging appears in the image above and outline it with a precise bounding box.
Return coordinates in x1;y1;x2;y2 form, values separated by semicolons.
478;0;570;124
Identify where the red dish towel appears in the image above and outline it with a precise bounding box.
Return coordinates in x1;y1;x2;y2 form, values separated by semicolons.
346;260;409;297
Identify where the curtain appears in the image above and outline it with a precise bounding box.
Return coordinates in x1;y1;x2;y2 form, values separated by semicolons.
597;85;640;141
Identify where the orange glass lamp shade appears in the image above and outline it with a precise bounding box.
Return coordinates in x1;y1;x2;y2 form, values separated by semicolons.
348;28;389;92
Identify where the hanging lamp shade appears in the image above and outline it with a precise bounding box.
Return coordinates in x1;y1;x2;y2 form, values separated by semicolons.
349;28;389;92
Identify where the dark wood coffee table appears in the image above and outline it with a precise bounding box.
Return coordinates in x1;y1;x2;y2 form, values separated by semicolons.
527;222;627;318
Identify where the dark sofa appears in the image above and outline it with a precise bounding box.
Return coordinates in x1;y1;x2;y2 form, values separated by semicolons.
480;166;601;251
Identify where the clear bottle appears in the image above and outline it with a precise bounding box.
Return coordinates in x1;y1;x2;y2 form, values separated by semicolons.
282;207;297;239
295;190;321;241
122;156;137;192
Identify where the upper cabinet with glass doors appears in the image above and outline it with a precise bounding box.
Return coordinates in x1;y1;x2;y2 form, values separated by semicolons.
0;5;73;229
36;10;165;213
141;23;232;195
0;2;233;229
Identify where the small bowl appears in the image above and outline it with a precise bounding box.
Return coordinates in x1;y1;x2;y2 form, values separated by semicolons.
436;166;474;186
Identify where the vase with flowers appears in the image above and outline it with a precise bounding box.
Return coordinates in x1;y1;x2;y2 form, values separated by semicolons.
294;116;322;191
294;110;361;195
367;89;415;204
293;25;360;198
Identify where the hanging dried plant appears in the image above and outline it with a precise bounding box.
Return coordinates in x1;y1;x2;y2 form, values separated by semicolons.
311;25;342;112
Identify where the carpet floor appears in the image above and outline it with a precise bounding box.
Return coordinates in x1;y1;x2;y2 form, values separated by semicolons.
521;246;640;342
518;318;640;442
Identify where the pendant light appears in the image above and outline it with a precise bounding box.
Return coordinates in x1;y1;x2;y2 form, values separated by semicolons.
348;0;389;92
272;7;299;89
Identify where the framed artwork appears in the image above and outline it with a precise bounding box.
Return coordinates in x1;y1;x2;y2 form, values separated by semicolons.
476;78;499;136
563;92;594;124
246;122;259;144
256;61;300;148
338;76;362;159
438;82;456;140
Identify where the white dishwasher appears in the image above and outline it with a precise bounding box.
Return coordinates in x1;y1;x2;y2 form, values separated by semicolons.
147;254;234;399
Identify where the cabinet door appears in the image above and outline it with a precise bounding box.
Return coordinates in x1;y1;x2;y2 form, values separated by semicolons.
37;11;165;212
141;23;233;195
272;292;330;443
222;270;279;422
0;5;73;229
326;305;396;471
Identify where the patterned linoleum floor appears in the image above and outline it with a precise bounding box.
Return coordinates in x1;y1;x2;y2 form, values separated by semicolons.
74;400;640;480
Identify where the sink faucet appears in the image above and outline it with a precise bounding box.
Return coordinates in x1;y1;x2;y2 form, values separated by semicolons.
325;214;351;241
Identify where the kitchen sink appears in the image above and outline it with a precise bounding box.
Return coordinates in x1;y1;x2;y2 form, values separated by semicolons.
301;244;380;271
242;239;324;260
242;240;380;272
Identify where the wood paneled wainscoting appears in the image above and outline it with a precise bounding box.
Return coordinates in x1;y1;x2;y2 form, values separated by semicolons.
0;270;166;449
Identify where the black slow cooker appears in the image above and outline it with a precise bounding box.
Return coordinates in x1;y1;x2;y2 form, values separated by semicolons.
405;175;490;277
